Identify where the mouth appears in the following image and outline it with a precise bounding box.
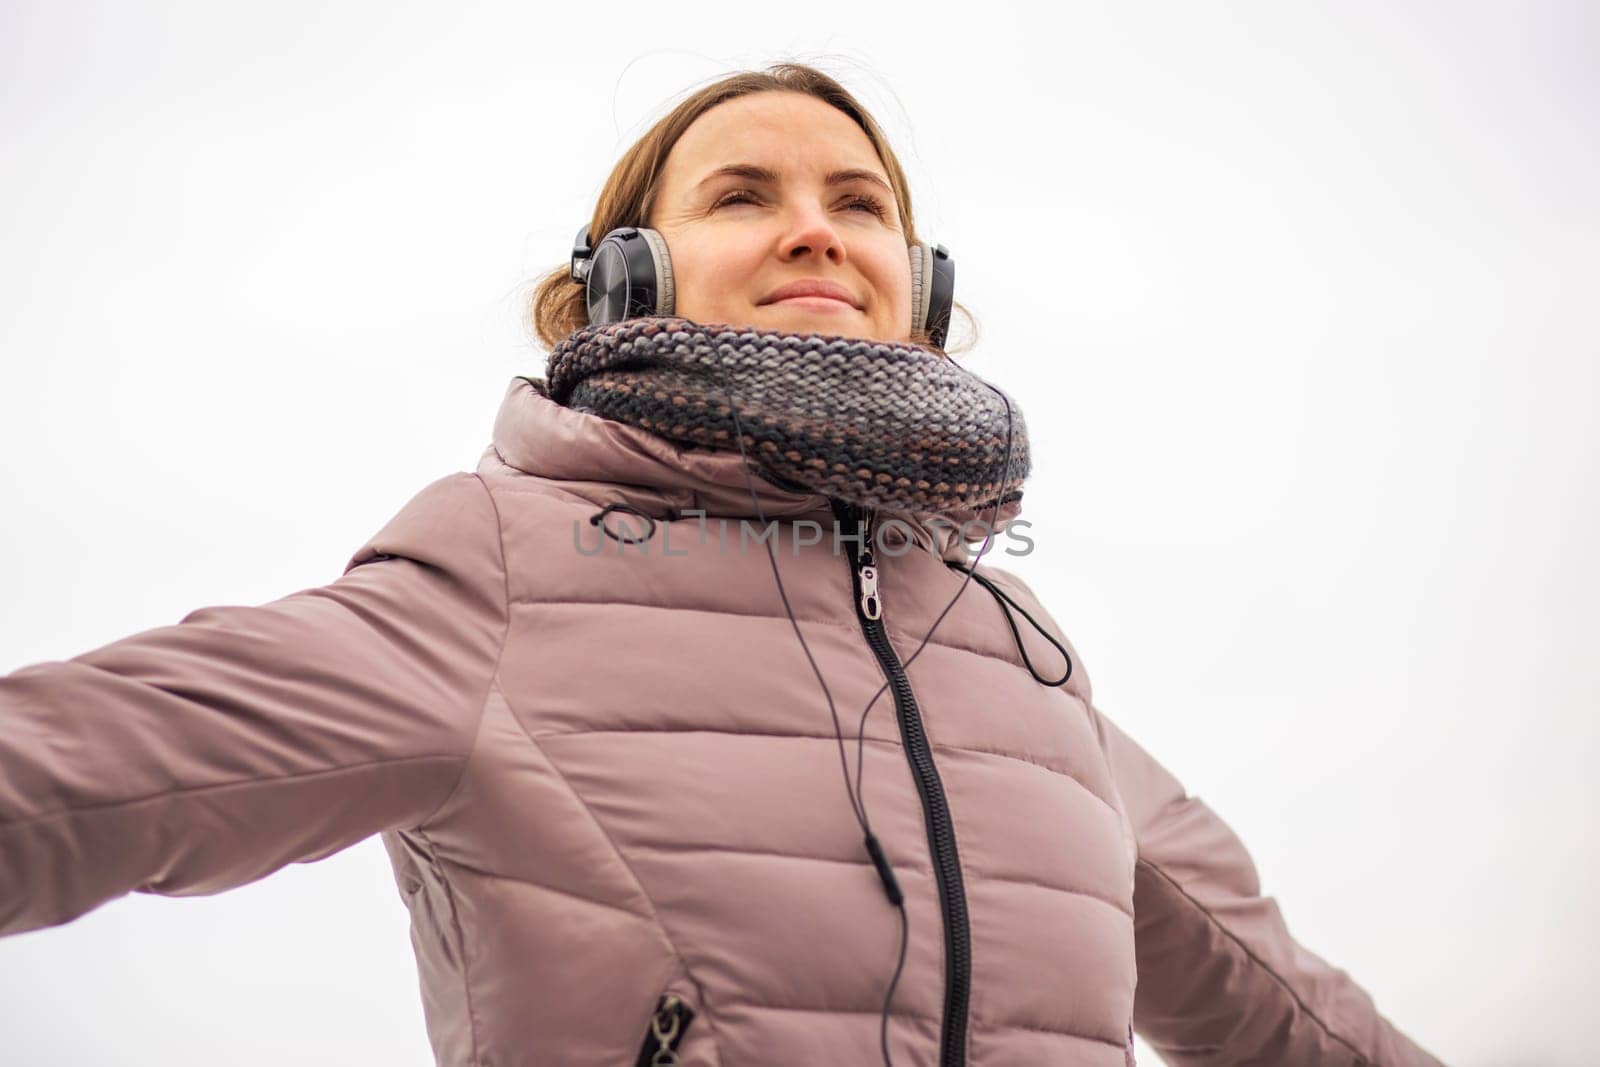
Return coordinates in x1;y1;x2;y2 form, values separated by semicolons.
759;279;864;310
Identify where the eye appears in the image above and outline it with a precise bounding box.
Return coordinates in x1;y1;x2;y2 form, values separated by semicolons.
711;189;761;209
845;194;889;219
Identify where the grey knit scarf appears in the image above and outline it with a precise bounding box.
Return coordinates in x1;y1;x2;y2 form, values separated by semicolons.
539;316;1029;516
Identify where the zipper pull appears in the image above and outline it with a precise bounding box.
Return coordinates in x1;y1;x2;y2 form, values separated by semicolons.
635;992;695;1067
857;508;882;622
648;994;683;1066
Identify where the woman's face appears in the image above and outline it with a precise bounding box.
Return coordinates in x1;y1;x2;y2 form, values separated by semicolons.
647;91;912;344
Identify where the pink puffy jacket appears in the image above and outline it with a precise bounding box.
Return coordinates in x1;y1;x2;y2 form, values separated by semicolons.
0;375;1444;1066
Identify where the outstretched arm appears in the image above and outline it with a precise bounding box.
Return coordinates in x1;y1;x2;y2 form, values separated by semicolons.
1085;703;1446;1066
0;472;508;937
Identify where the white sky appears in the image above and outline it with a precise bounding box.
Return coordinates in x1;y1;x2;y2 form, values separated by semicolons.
0;2;1593;1064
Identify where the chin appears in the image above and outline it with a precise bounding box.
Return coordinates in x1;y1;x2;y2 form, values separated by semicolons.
753;304;876;339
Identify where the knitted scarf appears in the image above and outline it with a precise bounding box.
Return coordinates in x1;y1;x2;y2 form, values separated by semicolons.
540;316;1029;517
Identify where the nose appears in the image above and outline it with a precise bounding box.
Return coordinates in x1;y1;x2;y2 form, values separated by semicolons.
778;201;846;265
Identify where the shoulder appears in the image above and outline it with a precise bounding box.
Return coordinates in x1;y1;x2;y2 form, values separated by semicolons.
343;472;502;576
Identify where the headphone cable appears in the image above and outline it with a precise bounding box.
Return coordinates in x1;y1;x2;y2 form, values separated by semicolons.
712;365;1017;1067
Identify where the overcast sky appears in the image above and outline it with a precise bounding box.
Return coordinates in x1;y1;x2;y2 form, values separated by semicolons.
1;2;1594;1064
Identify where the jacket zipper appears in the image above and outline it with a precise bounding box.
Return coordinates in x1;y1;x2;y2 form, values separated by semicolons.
634;992;695;1067
832;499;972;1067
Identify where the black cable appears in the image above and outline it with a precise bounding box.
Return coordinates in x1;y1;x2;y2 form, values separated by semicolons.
941;559;1072;687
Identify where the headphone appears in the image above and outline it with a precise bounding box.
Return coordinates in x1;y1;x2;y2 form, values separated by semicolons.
569;222;1005;1066
570;224;956;349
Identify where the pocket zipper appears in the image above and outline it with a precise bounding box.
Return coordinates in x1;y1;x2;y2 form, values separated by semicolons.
635;992;696;1067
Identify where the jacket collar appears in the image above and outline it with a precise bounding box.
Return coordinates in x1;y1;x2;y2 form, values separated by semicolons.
481;375;1022;564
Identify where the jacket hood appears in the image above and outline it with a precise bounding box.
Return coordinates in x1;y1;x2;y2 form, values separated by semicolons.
480;375;1024;565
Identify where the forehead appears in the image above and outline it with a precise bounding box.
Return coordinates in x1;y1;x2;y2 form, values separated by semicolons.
658;92;887;194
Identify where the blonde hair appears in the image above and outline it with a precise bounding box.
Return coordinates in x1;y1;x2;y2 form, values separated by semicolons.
528;62;977;358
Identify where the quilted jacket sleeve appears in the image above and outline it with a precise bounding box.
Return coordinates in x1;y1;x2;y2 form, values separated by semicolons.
1084;703;1446;1066
0;472;508;938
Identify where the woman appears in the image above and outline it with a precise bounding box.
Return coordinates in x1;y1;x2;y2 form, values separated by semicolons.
0;63;1444;1067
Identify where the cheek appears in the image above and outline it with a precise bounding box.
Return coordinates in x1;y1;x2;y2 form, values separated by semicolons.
675;244;756;311
870;253;912;323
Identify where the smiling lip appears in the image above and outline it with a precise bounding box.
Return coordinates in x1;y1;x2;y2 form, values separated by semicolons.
769;295;856;311
759;279;862;309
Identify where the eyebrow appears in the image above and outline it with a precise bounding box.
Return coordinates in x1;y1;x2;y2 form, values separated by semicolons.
691;162;893;196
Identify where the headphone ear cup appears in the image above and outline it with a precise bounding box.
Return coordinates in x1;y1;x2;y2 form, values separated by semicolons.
583;226;675;326
907;241;955;348
908;241;932;340
636;227;675;317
